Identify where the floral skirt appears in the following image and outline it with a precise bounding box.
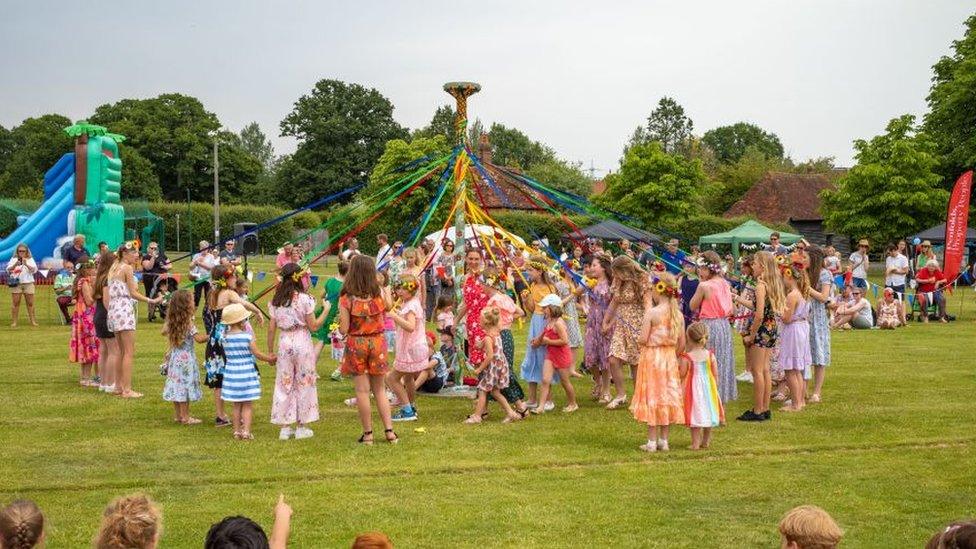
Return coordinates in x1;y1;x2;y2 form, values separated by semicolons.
70;306;99;365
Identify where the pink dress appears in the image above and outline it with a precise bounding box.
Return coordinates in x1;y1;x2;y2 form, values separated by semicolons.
394;296;429;372
269;293;319;425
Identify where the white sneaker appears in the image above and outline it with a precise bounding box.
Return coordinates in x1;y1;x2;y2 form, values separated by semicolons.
639;440;658;453
657;439;669;452
543;401;555;412
736;371;754;383
279;427;295;440
102;384;116;393
294;427;314;439
344;397;358;407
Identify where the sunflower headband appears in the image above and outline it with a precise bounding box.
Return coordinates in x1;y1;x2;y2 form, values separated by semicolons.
784;263;805;280
528;260;550;272
483;271;508;289
395;278;419;293
290;268;309;283
214;268;234;288
652;277;681;299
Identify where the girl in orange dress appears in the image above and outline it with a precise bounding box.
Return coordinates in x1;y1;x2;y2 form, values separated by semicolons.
339;255;398;445
630;272;685;452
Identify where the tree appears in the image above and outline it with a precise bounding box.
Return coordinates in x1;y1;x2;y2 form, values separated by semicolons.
524;158;593;197
821;115;948;246
701;122;784;164
595;141;706;226
791;156;836;174
236;122;275;171
0;125;16;176
0;114;73;197
90;94;222;201
357;135;453;252
119;147;162;201
706;146;791;214
627;97;694;155
278;79;407;208
924;13;976;183
485;123;555;169
413;105;456;142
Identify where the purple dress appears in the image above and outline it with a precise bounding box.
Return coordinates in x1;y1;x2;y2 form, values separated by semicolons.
778;299;811;372
584;279;611;372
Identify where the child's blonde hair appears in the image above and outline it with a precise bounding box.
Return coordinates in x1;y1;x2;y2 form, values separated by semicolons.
686;321;709;347
653;272;684;340
162;290;195;349
480;307;500;329
610;254;646;301
778;505;843;549
95;493;162;549
756;251;787;315
0;499;44;549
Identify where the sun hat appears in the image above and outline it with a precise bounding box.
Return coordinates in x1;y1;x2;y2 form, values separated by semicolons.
220;303;252;325
858;239;870;247
538;293;562;308
921;240;932;247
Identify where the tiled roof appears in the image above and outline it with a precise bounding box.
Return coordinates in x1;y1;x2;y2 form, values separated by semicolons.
725;172;835;223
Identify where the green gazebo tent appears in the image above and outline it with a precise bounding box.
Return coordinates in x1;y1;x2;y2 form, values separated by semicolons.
699;219;802;259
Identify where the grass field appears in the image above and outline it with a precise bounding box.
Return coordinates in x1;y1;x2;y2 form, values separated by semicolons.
0;256;974;547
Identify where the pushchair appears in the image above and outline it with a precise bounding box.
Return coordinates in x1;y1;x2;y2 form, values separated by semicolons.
148;273;179;321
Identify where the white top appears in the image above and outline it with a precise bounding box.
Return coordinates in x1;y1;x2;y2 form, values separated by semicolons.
884;253;909;286
340;249;359;261
854;298;873;324
376;244;392;264
6;256;38;284
825;255;841;273
849;251;868;279
191;252;217;279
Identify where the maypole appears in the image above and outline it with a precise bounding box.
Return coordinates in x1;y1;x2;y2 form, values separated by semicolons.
444;81;480;378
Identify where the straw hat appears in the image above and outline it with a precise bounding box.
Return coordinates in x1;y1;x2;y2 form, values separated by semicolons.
921;240;932;247
858;239;870;247
220;303;252;325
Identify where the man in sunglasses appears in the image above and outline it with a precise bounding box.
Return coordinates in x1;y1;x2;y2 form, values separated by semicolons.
142;242;171;322
848;239;870;289
764;232;789;255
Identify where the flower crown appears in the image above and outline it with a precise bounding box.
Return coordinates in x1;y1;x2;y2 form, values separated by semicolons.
290;268;309;283
696;257;723;274
395;278;419;293
214;268;235;288
482;270;508;290
651;260;666;273
528;260;550;272
652;277;681;299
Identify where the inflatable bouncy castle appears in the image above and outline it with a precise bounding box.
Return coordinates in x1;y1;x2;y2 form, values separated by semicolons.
0;122;125;261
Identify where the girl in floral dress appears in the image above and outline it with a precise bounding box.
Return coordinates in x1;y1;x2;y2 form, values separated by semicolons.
630;272;685;452
739;252;787;422
519;255;558;409
603;255;647;409
268;263;330;440
584;253;613;402
70;260;99;386
482;267;528;416
161;290;208;424
464;307;520;424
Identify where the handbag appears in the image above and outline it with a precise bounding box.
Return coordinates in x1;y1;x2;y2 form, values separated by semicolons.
6;276;19;288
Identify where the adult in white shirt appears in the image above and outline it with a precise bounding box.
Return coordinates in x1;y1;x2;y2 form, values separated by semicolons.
6;243;39;327
190;240;217;309
375;233;392;266
883;244;909;297
340;237;360;262
831;287;873;329
848;239;870;289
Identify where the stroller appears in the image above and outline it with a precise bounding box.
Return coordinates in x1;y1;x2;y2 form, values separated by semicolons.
147;273;180;321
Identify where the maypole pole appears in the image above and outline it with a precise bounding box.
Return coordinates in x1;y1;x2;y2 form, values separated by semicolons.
444;81;480;380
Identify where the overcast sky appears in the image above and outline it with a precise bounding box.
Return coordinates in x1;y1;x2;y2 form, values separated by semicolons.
1;1;972;176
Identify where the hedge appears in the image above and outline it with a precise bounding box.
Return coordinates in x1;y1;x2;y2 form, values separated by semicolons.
661;214;794;245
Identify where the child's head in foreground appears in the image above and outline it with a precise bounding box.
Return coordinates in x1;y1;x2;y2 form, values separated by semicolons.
779;505;842;549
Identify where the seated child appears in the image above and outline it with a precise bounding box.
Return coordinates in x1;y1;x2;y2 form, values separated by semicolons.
778;505;843;549
415;331;449;394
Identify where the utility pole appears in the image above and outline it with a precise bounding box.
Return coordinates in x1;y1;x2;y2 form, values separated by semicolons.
213;136;220;243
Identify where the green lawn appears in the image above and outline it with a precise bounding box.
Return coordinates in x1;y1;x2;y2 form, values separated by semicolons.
0;256;974;547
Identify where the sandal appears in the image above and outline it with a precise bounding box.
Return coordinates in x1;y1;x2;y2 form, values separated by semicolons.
182;417;202;425
233;431;243;440
120;391;144;399
516;407;530;419
606;396;627;410
358;430;374;445
809;394;822;403
384;428;398;444
562;404;579;413
463;415;483;424
502;414;521;424
240;431;254;440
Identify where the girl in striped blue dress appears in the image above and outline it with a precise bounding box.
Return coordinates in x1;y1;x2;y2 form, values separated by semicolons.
220;303;277;440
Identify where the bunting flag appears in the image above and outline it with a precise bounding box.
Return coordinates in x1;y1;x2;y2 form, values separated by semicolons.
907;294;915;307
943;170;972;282
256;272;266;282
310;275;320;288
247;271;254;283
38;269;50;278
872;285;878;298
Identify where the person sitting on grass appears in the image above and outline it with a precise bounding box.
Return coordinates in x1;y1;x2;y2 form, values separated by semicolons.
916;258;949;323
0;499;45;549
830;287;872;330
414;331;448;394
778;505;843;549
876;288;904;329
94;493;162;549
926;520;976;549
205;495;292;549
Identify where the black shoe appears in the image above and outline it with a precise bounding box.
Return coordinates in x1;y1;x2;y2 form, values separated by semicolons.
215;417;231;427
762;410;771;421
736;410;762;422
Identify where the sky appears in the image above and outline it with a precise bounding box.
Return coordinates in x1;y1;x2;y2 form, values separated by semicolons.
1;1;972;176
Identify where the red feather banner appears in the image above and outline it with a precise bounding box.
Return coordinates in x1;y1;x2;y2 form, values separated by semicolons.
943;170;972;282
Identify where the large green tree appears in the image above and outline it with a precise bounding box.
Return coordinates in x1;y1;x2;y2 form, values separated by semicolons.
595;141;706;226
822;115;947;246
235;122;275;171
524;158;593;197
277;79;407;208
90;94;260;202
0;114;73;198
627;97;694;156
484;123;555;169
925;13;976;183
701;122;784;164
705;146;791;214
412;105;456;142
